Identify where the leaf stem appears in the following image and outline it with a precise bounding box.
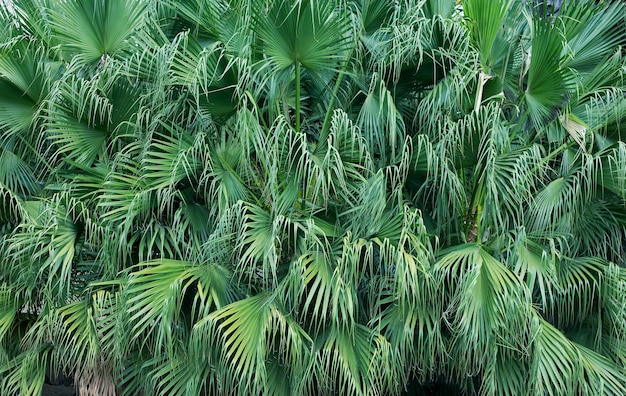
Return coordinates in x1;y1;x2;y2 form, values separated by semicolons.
530;140;574;176
320;47;355;142
295;61;301;133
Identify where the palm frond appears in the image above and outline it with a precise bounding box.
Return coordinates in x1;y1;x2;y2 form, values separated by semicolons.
0;344;51;396
293;250;356;331
411;134;468;242
251;0;353;75
357;0;394;35
0;180;30;229
524;15;573;127
169;33;239;122
3;199;81;302
480;349;528;396
510;228;560;314
308;324;400;396
141;127;204;192
0;39;50;104
537;302;626;395
601;264;626;365
558;0;626;74
7;0;55;47
571;198;624;260
597;142;626;199
168;0;229;42
528;316;578;394
203;139;251;213
435;243;532;374
422;0;457;19
356;74;405;162
0;285;20;346
1;0;625;394
551;256;606;328
369;211;441;381
462;0;511;71
191;292;312;395
44;72;111;166
50;0;148;64
526;157;592;235
0;145;40;196
0;78;38;139
412;29;477;128
471;107;542;235
55;297;102;373
480;144;543;233
124;259;237;354
575;342;626;395
310;110;372;204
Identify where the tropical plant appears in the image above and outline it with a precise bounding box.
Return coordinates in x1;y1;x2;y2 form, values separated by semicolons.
0;0;625;395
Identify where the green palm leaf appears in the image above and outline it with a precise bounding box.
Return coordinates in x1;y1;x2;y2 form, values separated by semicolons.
597;143;626;199
527;167;587;234
525;16;573;127
0;344;51;396
170;35;239;122
530;316;626;395
510;230;560;312
4;199;81;301
558;1;626;74
0;79;38;138
481;350;528;396
0;146;40;197
56;297;101;372
44;74;112;165
252;0;353;75
356;75;405;161
310;324;399;395
142;128;203;191
125;259;237;353
1;0;625;394
422;0;457;19
50;0;147;64
435;243;532;371
293;250;357;331
205;140;251;212
0;286;20;346
529;316;578;394
463;0;511;71
251;0;355;131
192;292;312;395
552;256;605;328
576;343;626;395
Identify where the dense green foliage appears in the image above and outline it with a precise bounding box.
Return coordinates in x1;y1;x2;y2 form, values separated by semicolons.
1;0;625;394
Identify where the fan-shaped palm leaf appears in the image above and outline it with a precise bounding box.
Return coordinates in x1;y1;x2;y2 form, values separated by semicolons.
124;259;238;353
251;0;355;131
50;0;147;64
524;15;574;127
558;1;626;73
309;324;400;396
435;243;532;372
463;0;511;72
191;292;312;395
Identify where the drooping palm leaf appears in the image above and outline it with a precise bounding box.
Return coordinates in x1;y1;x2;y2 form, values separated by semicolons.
434;243;532;373
191;292;312;395
0;0;625;394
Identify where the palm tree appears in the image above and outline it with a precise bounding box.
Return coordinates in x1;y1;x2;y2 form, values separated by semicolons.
0;0;625;395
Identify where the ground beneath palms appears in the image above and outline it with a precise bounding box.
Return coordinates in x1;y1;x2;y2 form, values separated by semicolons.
42;384;75;396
